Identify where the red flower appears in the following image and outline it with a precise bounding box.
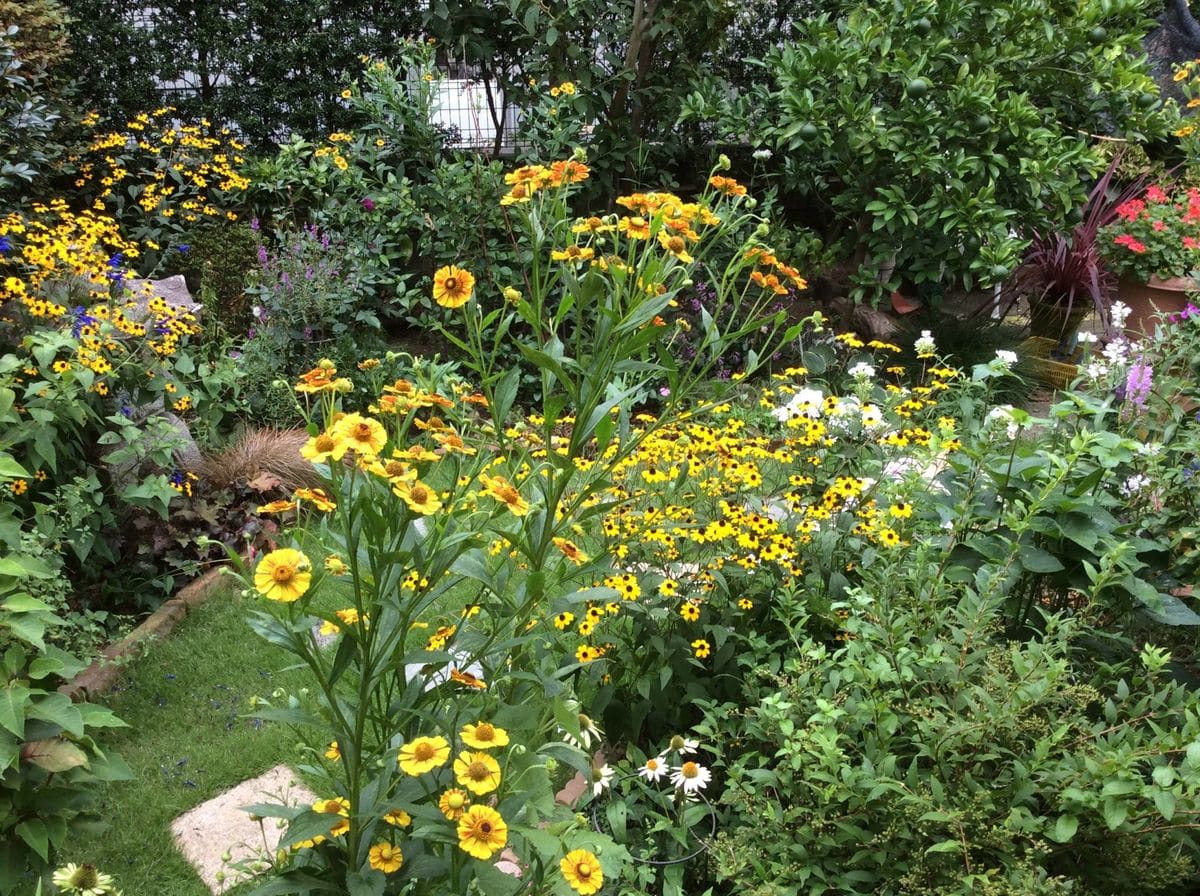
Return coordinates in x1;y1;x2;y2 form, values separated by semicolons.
1114;234;1147;253
1146;184;1169;203
1185;237;1200;250
1115;199;1145;221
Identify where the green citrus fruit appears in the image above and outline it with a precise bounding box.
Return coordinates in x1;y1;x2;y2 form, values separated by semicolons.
798;122;819;141
906;78;929;98
913;17;932;36
1137;92;1158;108
991;264;1009;280
1089;25;1107;43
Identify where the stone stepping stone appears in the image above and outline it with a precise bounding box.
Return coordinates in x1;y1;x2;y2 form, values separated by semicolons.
171;764;315;894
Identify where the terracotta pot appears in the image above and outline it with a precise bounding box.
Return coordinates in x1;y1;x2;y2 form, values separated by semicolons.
1117;276;1199;337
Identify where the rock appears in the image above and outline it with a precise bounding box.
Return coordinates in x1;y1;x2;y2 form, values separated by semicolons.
851;304;901;341
126;274;202;319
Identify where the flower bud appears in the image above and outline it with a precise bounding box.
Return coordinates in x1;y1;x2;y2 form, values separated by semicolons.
717;153;732;171
754;222;771;238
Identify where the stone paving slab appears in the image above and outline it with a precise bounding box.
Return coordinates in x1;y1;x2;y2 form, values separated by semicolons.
171;764;315;894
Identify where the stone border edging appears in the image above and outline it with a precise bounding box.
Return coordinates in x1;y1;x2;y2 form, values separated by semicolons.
60;563;234;703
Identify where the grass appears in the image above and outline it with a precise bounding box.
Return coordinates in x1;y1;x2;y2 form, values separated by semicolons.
56;577;316;896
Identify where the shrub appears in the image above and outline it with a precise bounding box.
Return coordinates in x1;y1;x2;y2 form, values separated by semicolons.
702;583;1200;895
687;0;1173;300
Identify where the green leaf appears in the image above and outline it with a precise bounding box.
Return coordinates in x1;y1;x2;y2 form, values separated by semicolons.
1102;799;1128;830
1049;814;1078;843
0;683;28;738
15;819;48;861
605;800;628;843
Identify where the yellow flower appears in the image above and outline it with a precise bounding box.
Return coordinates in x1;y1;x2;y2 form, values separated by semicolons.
460;721;510;750
439;788;469;820
341;88;353;98
398;735;451;776
552;537;589;565
454;750;502;794
617;216;651;240
561;848;604;895
479;473;529;515
691;638;711;659
368;841;403;873
324;555;348;575
393;478;444;515
253;548;312;602
383;808;412;827
433;265;476;308
551;244;595;264
1176;125;1196;138
325;741;341;761
657;230;695;263
334;413;387;457
301;430;347;464
457;805;508;859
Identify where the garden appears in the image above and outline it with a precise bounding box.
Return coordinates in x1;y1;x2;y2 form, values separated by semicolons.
6;1;1200;894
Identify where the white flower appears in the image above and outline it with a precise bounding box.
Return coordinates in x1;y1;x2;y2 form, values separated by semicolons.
561;712;603;750
670;760;712;794
590;763;614;796
848;362;876;380
1076;331;1099;345
1102;338;1129;366
1119;474;1151;498
772;386;825;422
1084;361;1108;380
667;734;699;755
639;755;669;782
1136;442;1163;457
752;148;773;160
992;349;1019;369
1110;301;1132;329
914;329;936;358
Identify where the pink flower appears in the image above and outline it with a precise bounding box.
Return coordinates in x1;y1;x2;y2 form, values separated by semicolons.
1153;220;1167;232
1146;185;1169;203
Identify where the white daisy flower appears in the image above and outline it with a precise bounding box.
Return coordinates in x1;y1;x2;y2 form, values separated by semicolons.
670;760;712;794
667;734;700;755
639;755;669;782
561;713;603;749
590;763;614;796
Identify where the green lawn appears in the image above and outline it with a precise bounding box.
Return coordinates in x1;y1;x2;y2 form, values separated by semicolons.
56;578;314;896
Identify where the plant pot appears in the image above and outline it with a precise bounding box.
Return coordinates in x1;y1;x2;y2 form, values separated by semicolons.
1027;299;1092;355
1117;276;1198;337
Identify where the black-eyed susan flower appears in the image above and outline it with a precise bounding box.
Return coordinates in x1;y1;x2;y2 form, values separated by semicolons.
691;638;711;659
253;548;312;602
460;721;510;750
398;735;450;776
560;848;604;895
457;805;507;859
576;644;603;663
553;612;575;630
679;602;701;622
